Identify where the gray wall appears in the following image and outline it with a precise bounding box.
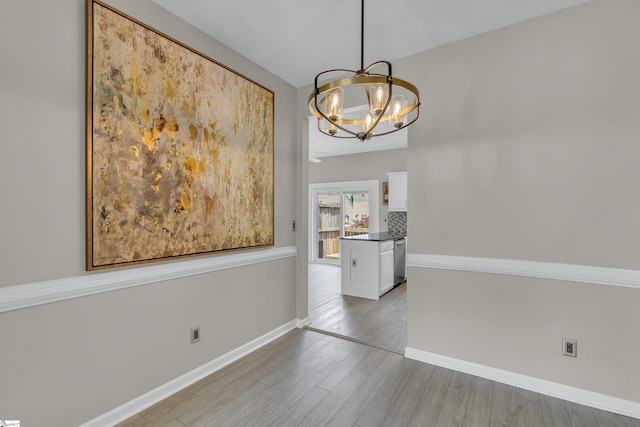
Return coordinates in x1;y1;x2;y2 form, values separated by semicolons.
309;149;407;232
0;0;298;425
398;0;640;403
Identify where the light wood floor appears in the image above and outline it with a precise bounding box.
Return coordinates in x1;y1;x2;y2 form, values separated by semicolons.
307;263;407;353
117;264;638;426
118;328;639;427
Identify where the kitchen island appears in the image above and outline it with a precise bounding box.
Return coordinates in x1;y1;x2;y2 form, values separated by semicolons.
340;232;406;300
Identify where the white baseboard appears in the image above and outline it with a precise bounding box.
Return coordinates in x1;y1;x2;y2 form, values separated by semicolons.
296;317;310;328
405;347;640;420
80;319;300;427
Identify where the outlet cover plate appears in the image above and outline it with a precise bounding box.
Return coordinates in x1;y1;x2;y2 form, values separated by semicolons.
562;338;577;357
191;327;200;344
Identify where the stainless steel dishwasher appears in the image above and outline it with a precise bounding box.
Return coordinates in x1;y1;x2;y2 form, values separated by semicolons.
393;237;406;285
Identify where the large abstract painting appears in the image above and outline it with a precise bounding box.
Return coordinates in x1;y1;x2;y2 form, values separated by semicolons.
86;0;274;270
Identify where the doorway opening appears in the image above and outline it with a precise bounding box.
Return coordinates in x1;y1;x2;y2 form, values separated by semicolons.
307;180;406;353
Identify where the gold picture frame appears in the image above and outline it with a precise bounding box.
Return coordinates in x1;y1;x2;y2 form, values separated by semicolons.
86;0;274;270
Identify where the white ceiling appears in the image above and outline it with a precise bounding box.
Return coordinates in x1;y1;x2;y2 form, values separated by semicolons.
151;0;589;158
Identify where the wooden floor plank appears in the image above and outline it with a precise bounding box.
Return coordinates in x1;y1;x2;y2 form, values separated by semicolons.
135;388;203;426
242;371;327;427
325;350;405;426
462;376;493;427
192;331;331;401
540;394;572;427
316;342;371;392
490;381;517;427
191;369;323;427
593;408;639;427
409;361;436;384
355;358;420;427
435;370;473;427
298;367;371;427
308;263;342;311
116;414;146;427
565;400;599;427
408;366;454;426
177;379;269;426
256;347;326;387
267;387;331;427
515;388;545;427
381;378;428;427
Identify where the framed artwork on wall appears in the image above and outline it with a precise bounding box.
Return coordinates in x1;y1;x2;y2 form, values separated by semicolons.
86;0;274;270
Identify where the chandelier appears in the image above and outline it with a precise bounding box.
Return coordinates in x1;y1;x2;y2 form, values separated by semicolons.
308;0;420;142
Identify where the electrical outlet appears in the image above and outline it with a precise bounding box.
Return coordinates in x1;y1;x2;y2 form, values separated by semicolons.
562;338;577;357
191;327;200;344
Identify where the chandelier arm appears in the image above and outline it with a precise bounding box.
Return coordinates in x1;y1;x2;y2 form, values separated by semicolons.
317;116;363;139
308;74;388;106
317;129;365;139
316;119;359;139
364;111;421;138
313;68;359;96
315;68;360;81
361;60;391;77
308;74;388;109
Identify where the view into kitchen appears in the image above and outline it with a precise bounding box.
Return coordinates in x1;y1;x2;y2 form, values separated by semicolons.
307;121;408;352
316;191;371;261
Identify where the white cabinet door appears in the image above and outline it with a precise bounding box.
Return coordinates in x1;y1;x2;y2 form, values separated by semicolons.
379;246;394;295
387;171;407;212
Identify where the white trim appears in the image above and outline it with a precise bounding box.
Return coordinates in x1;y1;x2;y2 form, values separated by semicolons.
80;319;300;427
405;347;640;420
296;317;310;328
0;245;297;314
407;253;640;290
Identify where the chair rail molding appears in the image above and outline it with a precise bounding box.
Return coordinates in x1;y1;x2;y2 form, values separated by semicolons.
0;245;297;313
407;253;640;290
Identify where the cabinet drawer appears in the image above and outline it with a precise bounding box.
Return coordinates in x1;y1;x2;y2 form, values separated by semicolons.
380;241;394;252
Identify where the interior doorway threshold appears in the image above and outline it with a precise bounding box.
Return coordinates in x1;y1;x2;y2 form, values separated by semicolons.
303;325;405;356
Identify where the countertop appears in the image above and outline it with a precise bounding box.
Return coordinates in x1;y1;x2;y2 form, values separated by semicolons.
340;232;406;242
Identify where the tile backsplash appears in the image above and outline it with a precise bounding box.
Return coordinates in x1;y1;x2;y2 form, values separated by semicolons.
388;211;407;234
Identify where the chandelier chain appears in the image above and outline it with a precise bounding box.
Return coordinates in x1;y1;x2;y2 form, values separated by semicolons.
360;0;364;71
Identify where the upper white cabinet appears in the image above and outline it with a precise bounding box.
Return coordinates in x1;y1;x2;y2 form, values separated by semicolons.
387;171;407;211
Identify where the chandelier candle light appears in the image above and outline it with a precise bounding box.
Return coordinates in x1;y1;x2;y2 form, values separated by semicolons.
309;0;420;141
